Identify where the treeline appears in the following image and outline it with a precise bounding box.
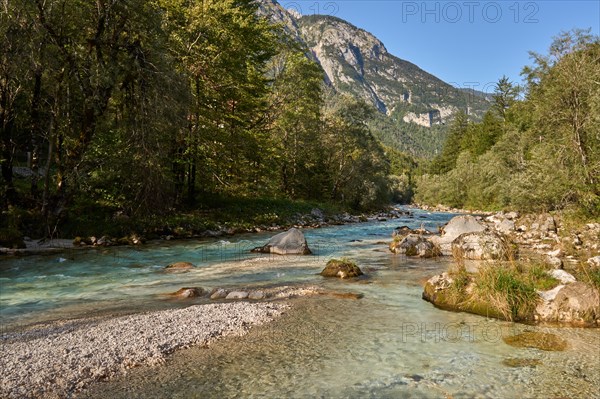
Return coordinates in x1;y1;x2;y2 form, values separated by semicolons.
416;30;600;217
1;0;396;235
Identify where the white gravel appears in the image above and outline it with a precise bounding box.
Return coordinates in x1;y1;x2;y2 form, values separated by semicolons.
0;302;288;399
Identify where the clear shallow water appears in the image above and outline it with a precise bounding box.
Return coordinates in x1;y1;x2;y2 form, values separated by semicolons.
2;207;599;398
81;275;600;399
0;207;455;327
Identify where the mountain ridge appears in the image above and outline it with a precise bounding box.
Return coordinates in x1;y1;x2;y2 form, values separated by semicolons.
258;1;490;156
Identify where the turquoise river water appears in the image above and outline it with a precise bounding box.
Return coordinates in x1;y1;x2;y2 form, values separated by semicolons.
1;207;599;398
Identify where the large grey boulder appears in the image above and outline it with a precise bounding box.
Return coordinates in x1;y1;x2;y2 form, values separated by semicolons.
251;228;312;255
431;215;486;256
452;231;512;260
535;282;600;326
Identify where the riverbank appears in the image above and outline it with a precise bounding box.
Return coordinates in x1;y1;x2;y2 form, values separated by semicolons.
1;204;411;255
414;212;600;326
0;301;289;399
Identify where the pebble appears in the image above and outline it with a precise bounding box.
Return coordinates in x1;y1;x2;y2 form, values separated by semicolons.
0;303;288;399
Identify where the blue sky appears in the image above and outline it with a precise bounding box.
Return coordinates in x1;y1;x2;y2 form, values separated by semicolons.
286;1;600;92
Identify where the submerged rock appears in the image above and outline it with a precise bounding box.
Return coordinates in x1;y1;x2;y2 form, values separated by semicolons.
503;331;567;351
251;228;312;255
501;358;542;368
320;259;363;279
164;262;194;272
390;234;440;258
226;291;249;300
170;287;204;298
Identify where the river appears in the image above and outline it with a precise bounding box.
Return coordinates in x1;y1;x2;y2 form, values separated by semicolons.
1;207;599;398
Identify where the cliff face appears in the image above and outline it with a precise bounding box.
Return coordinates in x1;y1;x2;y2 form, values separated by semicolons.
258;1;490;151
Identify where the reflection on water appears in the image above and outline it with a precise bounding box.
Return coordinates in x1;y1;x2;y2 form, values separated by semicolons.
2;207;599;398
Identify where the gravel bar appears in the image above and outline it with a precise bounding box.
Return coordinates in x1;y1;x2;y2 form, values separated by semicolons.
0;302;289;398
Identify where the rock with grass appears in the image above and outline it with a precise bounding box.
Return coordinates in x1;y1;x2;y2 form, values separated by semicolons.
390;234;440;258
321;259;363;279
251;228;312;255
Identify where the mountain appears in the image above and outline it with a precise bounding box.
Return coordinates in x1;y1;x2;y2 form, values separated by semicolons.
258;1;490;157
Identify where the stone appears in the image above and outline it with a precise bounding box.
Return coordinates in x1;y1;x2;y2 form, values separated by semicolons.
547;249;562;257
537;285;566;302
434;215;487;256
390;234;440;258
496;219;515;234
392;226;416;238
251;228;312;255
248;291;266;300
548;269;576;284
164;262;194;272
210;288;228;300
502;358;542;368
96;236;112;246
535;282;600;325
310;208;325;220
226;291;249;300
587;256;600;268
544;255;563;269
170;287;204;298
320;259;363;279
452;231;512;260
505;211;520;220
503;332;567;351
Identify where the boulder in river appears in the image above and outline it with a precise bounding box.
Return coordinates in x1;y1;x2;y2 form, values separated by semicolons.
321;259;363;279
251;228;312;255
390;234;440;258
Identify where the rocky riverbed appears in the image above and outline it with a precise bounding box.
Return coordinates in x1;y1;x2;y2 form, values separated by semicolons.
0;302;289;399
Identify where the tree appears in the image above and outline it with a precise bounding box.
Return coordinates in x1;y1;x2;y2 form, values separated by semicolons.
492;75;520;121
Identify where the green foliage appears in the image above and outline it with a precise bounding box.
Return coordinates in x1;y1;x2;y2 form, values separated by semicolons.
474;266;539;321
2;0;396;237
415;29;600;216
527;264;560;291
